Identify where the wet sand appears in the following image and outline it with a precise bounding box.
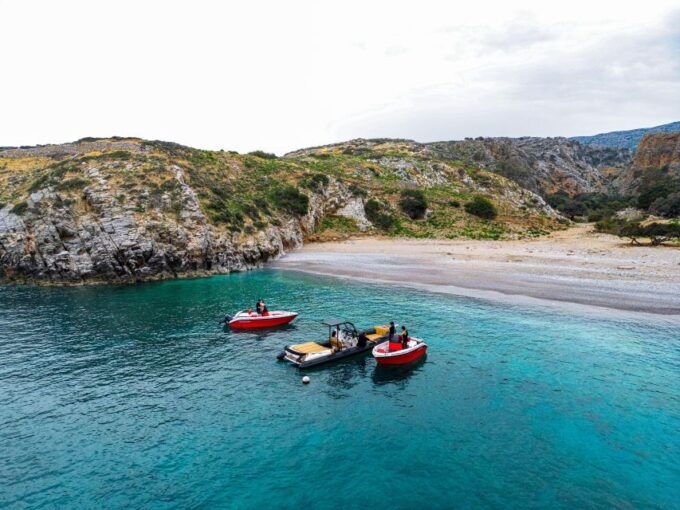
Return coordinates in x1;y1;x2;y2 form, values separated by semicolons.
273;226;680;315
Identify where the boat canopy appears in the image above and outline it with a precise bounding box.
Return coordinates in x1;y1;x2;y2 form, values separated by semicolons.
322;319;352;327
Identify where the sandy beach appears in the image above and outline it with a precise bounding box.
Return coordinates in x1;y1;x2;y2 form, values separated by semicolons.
273;226;680;315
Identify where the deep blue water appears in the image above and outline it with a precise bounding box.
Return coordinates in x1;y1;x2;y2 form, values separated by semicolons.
1;270;679;509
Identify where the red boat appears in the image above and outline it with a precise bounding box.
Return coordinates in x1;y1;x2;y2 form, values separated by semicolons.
372;337;427;366
225;310;298;329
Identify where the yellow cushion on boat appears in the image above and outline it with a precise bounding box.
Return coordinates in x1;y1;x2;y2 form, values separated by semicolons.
366;333;384;341
290;342;329;354
374;325;389;336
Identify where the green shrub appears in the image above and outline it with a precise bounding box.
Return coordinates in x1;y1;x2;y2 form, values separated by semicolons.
448;199;460;208
650;192;680;218
365;199;397;230
546;192;631;221
11;201;28;215
253;197;271;215
398;189;428;219
601;219;680;246
316;215;359;233
464;195;497;220
104;150;132;160
349;183;367;198
248;150;277;159
271;186;309;216
28;175;51;193
209;208;244;228
55;178;89;191
301;173;329;192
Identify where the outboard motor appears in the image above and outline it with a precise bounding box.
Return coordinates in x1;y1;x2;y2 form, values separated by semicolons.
222;315;232;324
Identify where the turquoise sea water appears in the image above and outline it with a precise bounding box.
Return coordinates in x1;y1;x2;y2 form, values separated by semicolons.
1;270;679;509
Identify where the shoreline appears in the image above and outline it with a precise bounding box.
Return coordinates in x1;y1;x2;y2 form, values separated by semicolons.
272;226;680;316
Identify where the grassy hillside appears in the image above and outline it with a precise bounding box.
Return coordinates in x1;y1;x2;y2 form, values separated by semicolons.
0;137;563;244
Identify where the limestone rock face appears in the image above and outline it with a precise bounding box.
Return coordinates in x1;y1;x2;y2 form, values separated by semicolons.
0;165;349;284
426;137;633;196
633;132;680;171
608;132;680;194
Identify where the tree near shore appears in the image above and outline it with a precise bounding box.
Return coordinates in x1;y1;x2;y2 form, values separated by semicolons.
616;221;680;246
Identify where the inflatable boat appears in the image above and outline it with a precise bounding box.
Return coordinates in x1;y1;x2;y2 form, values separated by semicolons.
372;338;427;366
278;321;390;368
225;310;298;329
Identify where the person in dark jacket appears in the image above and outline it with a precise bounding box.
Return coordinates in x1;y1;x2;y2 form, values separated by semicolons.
400;326;409;349
388;321;396;341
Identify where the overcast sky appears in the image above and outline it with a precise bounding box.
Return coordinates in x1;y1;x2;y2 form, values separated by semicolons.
1;0;679;153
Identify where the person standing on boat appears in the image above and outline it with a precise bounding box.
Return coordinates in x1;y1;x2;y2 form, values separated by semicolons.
388;321;396;341
255;299;264;315
400;326;409;349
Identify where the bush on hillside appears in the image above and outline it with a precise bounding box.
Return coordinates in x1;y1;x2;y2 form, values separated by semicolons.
271;186;309;216
300;173;329;192
547;192;629;221
464;195;497;220
364;199;397;230
650;192;680;218
398;189;428;219
248;150;277;159
11;201;28;215
636;170;680;210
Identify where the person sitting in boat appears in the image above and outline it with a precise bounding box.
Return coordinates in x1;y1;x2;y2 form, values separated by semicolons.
255;298;268;316
400;326;409;349
357;331;368;348
330;329;342;352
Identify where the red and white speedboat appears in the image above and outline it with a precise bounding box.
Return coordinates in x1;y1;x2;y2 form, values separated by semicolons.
225;310;298;329
372;337;427;366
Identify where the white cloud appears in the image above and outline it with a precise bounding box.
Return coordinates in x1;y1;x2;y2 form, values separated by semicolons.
1;0;678;153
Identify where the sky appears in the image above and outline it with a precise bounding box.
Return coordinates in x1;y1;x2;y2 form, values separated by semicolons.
1;0;679;154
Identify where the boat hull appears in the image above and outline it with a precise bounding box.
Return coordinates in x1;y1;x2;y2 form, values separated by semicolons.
289;343;375;369
229;312;297;329
373;340;427;366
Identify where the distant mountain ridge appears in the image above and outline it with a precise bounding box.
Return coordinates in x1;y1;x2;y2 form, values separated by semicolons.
571;121;680;150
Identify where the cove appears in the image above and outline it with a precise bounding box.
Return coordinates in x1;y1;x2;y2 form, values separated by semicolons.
1;270;678;509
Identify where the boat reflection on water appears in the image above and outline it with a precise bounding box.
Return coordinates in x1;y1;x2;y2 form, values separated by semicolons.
223;322;297;340
371;355;427;386
306;356;372;397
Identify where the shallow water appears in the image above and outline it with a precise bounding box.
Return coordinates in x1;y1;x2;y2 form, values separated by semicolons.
1;270;678;509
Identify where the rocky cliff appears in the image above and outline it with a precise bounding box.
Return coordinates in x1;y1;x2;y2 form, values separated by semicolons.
0;137;562;284
633;132;680;171
423;137;632;197
608;132;680;194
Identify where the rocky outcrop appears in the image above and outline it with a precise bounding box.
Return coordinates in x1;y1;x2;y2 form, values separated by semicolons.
633;132;680;171
425;137;632;197
608;132;680;194
0;152;352;284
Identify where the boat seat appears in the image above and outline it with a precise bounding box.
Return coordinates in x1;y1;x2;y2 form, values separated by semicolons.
366;325;389;341
374;325;389;336
290;342;330;354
